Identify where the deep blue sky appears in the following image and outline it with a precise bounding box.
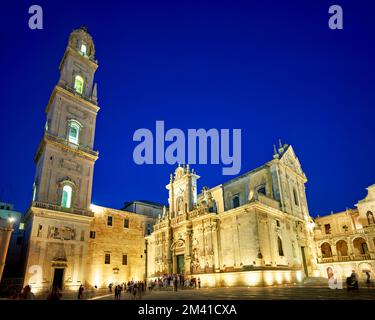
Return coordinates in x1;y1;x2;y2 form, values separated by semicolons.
0;0;374;217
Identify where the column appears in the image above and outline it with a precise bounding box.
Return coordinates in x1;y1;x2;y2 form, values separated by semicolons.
172;252;177;274
184;229;192;275
212;222;220;271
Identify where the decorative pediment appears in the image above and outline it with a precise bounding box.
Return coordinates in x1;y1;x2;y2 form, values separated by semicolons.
279;145;305;178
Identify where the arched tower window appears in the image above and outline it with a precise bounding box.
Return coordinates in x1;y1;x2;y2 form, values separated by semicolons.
68;120;82;145
74;75;84;94
278;236;284;256
61;185;73;208
293;188;299;206
80;43;87;55
367;211;375;225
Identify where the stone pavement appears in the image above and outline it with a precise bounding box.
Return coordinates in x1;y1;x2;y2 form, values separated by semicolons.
95;285;375;300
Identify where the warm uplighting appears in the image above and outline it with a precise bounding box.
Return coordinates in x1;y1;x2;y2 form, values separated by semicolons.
245;272;260;286
264;273;274;286
275;272;283;284
296;271;303;282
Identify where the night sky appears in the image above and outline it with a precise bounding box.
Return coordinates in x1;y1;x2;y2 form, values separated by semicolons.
0;0;374;217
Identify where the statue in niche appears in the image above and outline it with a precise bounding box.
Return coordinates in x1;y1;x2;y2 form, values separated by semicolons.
162;206;167;219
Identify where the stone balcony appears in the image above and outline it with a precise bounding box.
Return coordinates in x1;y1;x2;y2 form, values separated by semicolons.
63;84;98;105
314;228;365;241
32;201;94;217
318;253;374;264
45;132;99;157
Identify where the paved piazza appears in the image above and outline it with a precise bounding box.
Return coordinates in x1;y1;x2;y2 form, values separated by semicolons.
33;285;372;300
99;287;375;300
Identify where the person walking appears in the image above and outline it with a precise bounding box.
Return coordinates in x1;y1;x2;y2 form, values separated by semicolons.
173;276;178;292
115;285;120;300
198;277;201;289
118;285;122;300
365;271;371;287
77;284;84;299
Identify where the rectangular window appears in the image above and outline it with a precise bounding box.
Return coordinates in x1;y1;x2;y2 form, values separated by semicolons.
124;218;129;228
19;223;25;230
107;216;113;226
122;254;128;266
80;230;85;241
276;220;280;227
37;224;43;237
324;224;331;234
147;223;152;235
232;195;240;208
105;253;111;264
90;231;96;239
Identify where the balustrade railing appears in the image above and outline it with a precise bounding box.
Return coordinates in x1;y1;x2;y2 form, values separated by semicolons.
32;201;93;217
318;253;374;263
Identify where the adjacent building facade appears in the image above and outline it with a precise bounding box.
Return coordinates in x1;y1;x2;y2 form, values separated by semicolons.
313;185;375;280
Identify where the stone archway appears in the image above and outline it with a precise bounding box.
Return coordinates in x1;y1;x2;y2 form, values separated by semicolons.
353;237;369;257
321;242;332;258
336;240;349;260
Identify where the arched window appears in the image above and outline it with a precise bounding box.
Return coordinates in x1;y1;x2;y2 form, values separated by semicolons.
293;188;299;206
61;185;73;208
80;43;87;55
367;211;375;225
277;236;284;256
232;195;240;208
321;242;332;258
74;75;84;94
68;120;81;145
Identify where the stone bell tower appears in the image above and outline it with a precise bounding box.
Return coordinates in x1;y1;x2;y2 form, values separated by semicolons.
23;27;100;292
32;26;99;211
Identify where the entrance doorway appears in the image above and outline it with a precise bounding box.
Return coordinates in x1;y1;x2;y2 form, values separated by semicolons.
176;254;185;274
52;268;64;290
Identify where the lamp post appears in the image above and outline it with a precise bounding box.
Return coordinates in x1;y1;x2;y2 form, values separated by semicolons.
0;217;15;282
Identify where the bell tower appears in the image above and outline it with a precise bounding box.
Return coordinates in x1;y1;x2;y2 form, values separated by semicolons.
32;26;99;212
166;165;199;218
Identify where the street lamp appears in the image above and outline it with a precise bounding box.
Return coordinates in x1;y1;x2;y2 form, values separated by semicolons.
8;217;15;224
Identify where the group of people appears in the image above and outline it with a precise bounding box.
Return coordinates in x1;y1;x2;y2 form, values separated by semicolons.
108;281;147;300
327;267;371;290
147;274;201;291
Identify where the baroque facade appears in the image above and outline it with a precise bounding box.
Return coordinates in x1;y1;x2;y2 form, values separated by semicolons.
146;143;319;287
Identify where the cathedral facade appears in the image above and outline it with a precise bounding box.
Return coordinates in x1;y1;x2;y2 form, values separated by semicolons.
145;145;319;287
